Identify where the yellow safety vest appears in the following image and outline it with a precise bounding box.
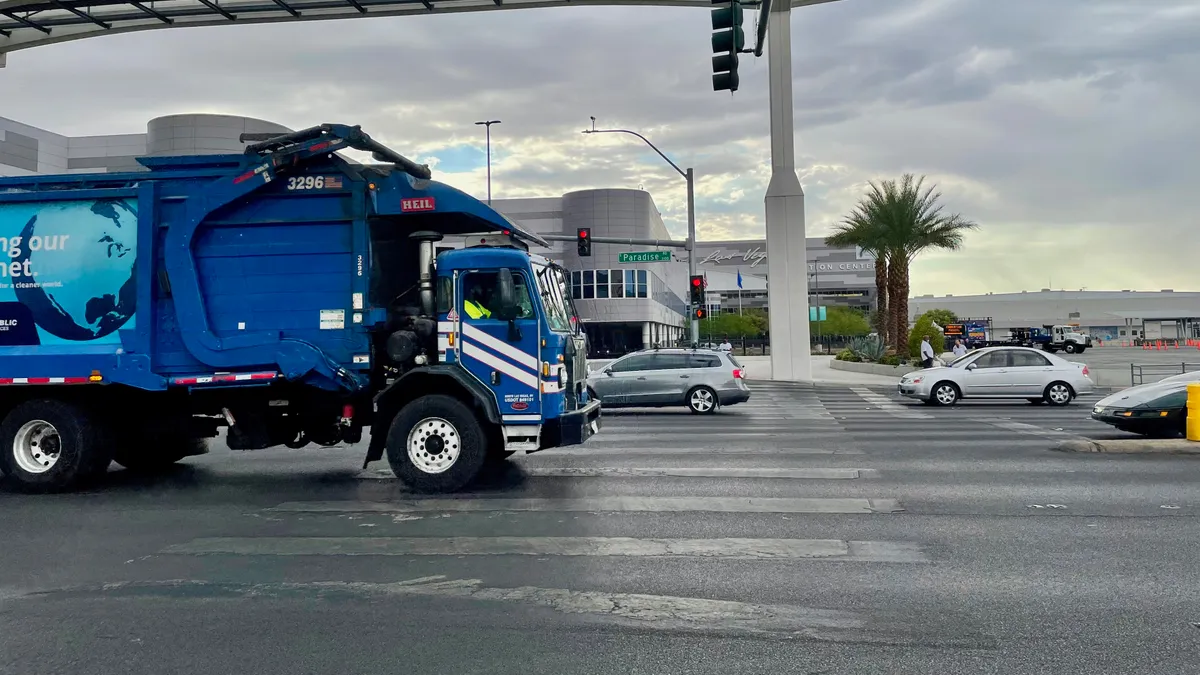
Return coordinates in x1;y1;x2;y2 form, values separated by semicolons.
464;300;491;320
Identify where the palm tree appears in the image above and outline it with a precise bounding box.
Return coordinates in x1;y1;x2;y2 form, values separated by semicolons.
825;196;891;345
829;174;978;351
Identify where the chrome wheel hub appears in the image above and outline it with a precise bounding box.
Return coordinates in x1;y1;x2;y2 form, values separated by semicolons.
13;419;60;475
407;417;460;474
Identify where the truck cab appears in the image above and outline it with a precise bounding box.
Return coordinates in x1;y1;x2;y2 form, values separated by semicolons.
1045;325;1091;354
435;246;594;453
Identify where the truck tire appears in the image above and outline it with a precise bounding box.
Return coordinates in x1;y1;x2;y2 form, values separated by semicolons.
114;437;208;473
0;399;114;492
1063;343;1078;354
386;395;487;493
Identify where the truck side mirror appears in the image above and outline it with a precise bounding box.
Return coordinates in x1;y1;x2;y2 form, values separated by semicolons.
494;268;519;321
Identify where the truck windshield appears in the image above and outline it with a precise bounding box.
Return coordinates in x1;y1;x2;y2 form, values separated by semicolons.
535;263;572;333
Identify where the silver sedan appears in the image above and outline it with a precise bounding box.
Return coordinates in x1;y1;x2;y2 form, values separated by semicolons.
898;346;1094;406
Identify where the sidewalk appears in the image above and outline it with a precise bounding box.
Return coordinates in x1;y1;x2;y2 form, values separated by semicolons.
738;355;901;386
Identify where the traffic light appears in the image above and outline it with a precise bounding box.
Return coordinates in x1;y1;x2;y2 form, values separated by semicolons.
711;0;744;92
689;275;706;305
576;227;591;256
694;307;707;320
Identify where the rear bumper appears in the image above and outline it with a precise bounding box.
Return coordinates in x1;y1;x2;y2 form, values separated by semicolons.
720;389;751;406
540;399;602;449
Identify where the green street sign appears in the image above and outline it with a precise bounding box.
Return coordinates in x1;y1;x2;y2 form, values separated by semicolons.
618;251;672;264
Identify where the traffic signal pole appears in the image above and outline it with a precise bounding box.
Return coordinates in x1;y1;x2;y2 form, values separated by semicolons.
582;124;700;346
686;167;699;345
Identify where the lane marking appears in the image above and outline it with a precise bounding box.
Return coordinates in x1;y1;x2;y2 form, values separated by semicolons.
850;388;933;419
162;537;926;562
269;497;903;515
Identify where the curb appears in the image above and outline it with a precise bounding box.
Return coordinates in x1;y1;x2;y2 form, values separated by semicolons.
1053;439;1200;454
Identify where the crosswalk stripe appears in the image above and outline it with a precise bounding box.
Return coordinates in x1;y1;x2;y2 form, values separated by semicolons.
359;467;871;479
161;536;927;562
548;447;865;455
91;577;907;640
849;388;934;419
970;417;1085;438
269;497;903;514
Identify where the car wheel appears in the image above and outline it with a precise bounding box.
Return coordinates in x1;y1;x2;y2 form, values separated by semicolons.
1043;381;1074;406
687;386;718;414
1063;343;1078;354
930;382;960;406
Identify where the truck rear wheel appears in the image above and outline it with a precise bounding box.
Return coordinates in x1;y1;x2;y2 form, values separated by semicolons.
0;399;113;492
386;395;487;493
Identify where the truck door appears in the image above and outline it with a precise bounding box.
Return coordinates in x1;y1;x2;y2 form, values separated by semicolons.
458;269;542;423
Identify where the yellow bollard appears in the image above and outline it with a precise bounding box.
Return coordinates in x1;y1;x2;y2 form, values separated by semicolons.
1188;383;1200;442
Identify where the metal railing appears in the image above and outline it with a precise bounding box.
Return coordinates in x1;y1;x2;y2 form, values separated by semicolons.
1130;362;1200;386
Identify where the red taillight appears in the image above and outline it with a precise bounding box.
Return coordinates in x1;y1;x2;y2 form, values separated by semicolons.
1082;366;1090;376
733;368;744;379
342;404;354;419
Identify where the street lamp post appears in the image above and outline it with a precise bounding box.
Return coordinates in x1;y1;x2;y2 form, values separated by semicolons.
474;119;501;204
583;119;699;346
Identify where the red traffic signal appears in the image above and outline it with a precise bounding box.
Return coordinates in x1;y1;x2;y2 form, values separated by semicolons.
694;308;707;320
576;227;592;256
689;275;706;304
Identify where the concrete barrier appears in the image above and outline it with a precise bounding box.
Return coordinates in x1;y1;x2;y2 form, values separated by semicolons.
1053;438;1200;454
829;360;915;377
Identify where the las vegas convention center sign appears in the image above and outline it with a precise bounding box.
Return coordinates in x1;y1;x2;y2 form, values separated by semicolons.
698;245;877;274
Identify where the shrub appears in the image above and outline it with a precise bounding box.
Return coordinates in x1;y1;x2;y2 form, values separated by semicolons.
879;355;902;366
835;349;861;362
849;335;888;363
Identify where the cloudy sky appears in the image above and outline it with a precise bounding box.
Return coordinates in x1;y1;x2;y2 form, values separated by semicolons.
3;0;1198;294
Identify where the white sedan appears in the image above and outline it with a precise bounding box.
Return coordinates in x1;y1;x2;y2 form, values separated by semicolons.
898;346;1094;406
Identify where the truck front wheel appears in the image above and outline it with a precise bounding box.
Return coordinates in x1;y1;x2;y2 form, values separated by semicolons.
0;399;113;492
386;395;487;493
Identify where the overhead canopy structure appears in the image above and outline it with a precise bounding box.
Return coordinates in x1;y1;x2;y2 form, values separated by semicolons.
0;0;836;64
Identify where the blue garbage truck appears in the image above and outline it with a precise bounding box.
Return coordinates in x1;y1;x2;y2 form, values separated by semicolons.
0;123;600;493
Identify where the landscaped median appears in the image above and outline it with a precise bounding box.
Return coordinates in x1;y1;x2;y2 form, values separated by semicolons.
1053;438;1200;454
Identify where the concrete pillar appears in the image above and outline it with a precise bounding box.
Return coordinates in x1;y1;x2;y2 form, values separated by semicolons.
764;1;812;382
642;322;652;349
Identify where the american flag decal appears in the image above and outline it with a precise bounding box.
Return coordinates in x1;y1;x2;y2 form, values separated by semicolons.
325;176;343;189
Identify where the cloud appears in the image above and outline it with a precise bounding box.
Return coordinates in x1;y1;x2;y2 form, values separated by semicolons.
3;0;1198;294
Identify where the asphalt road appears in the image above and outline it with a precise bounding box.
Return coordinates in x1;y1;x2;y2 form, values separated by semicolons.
2;384;1200;674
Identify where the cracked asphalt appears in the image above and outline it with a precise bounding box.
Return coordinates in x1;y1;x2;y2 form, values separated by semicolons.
2;382;1199;674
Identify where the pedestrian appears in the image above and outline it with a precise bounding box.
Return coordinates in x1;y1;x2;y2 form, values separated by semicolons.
920;334;936;369
952;339;968;358
718;337;732;352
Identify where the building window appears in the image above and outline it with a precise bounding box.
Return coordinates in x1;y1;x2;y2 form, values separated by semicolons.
610;269;624;298
583;270;595;299
637;269;648;298
571;271;582;300
624;270;636;298
596;270;610;299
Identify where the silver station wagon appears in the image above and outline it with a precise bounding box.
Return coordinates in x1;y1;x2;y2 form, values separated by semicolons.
587;348;751;414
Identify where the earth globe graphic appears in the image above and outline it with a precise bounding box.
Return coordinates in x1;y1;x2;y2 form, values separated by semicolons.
13;199;137;342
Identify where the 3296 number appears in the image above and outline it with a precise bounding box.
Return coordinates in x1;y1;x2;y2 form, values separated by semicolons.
287;175;325;190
